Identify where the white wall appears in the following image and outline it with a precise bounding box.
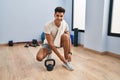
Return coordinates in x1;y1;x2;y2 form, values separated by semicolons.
84;0;120;54
1;0;120;54
0;0;64;43
64;0;85;44
65;0;120;54
107;36;120;54
84;0;105;52
64;0;72;33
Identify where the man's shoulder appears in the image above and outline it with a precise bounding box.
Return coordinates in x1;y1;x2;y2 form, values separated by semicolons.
62;20;68;24
62;20;68;27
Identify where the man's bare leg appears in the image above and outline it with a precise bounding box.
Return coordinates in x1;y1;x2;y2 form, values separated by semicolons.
36;48;50;61
61;33;74;71
61;33;72;62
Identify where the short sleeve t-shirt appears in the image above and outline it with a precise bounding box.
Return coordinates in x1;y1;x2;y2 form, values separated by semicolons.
44;20;69;44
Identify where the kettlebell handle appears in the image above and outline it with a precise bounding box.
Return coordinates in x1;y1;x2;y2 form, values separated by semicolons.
45;59;55;67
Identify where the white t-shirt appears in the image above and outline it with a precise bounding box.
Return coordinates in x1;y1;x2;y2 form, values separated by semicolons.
44;20;69;46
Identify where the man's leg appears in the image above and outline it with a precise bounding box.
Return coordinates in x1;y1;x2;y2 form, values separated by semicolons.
36;44;52;61
61;33;74;71
61;33;72;62
36;48;47;61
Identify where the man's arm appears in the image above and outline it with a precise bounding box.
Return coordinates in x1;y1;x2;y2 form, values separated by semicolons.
45;33;66;63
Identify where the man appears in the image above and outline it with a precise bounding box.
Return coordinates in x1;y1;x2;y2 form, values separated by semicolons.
36;7;74;71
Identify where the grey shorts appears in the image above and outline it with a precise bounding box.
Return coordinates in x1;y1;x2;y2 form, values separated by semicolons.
42;44;52;53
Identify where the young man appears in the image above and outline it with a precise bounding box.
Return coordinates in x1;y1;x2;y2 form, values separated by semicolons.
36;7;74;71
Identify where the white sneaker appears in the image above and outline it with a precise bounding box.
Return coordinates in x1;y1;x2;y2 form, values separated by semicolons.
63;61;74;71
47;53;52;59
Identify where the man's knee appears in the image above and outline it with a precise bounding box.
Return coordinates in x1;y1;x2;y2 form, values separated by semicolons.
36;48;48;61
36;55;43;61
61;33;70;40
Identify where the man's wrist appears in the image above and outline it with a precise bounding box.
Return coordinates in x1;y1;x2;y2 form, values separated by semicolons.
68;52;72;55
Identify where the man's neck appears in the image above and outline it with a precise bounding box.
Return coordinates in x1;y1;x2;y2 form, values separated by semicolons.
54;20;61;27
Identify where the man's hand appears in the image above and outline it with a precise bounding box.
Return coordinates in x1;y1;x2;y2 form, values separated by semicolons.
59;55;67;63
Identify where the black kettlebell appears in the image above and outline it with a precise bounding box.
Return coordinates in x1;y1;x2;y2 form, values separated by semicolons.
45;59;55;71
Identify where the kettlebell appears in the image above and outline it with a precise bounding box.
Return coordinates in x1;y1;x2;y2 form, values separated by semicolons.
44;59;55;71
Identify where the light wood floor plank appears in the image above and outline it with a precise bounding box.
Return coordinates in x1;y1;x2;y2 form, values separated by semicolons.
0;44;120;80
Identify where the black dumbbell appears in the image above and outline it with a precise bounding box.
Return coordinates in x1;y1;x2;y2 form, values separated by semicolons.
8;40;13;46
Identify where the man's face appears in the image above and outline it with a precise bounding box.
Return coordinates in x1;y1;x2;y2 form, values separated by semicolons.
54;12;64;23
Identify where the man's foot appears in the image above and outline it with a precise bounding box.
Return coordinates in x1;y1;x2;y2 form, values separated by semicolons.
63;61;74;71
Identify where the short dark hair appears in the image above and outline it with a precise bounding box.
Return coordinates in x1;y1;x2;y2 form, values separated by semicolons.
55;7;65;13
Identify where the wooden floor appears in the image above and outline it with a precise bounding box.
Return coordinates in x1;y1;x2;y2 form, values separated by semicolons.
0;44;120;80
